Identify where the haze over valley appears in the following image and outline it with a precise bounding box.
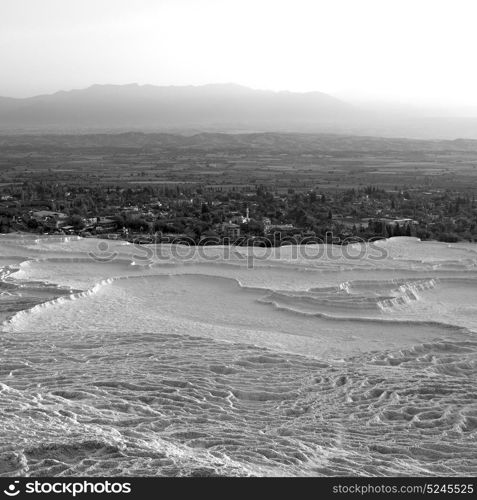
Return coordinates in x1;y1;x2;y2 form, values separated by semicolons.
1;83;477;139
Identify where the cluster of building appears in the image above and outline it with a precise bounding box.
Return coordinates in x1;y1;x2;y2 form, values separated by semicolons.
1;183;474;243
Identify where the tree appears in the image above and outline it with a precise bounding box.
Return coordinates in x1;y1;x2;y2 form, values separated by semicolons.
67;214;85;229
240;221;264;236
27;218;39;229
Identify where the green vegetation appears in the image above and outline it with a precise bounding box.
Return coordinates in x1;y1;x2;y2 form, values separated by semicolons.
0;133;476;244
1;181;476;244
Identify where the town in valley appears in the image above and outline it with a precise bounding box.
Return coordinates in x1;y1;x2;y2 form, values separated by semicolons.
1;133;476;245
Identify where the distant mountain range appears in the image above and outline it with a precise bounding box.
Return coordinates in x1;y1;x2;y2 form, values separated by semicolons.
1;83;477;139
0;83;356;133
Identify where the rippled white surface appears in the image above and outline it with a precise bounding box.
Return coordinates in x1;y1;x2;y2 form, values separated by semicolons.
0;234;476;476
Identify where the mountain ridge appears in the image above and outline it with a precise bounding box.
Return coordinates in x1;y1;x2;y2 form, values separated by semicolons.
0;83;355;133
2;84;477;140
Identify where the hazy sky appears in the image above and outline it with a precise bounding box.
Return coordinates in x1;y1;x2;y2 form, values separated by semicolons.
1;0;477;108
